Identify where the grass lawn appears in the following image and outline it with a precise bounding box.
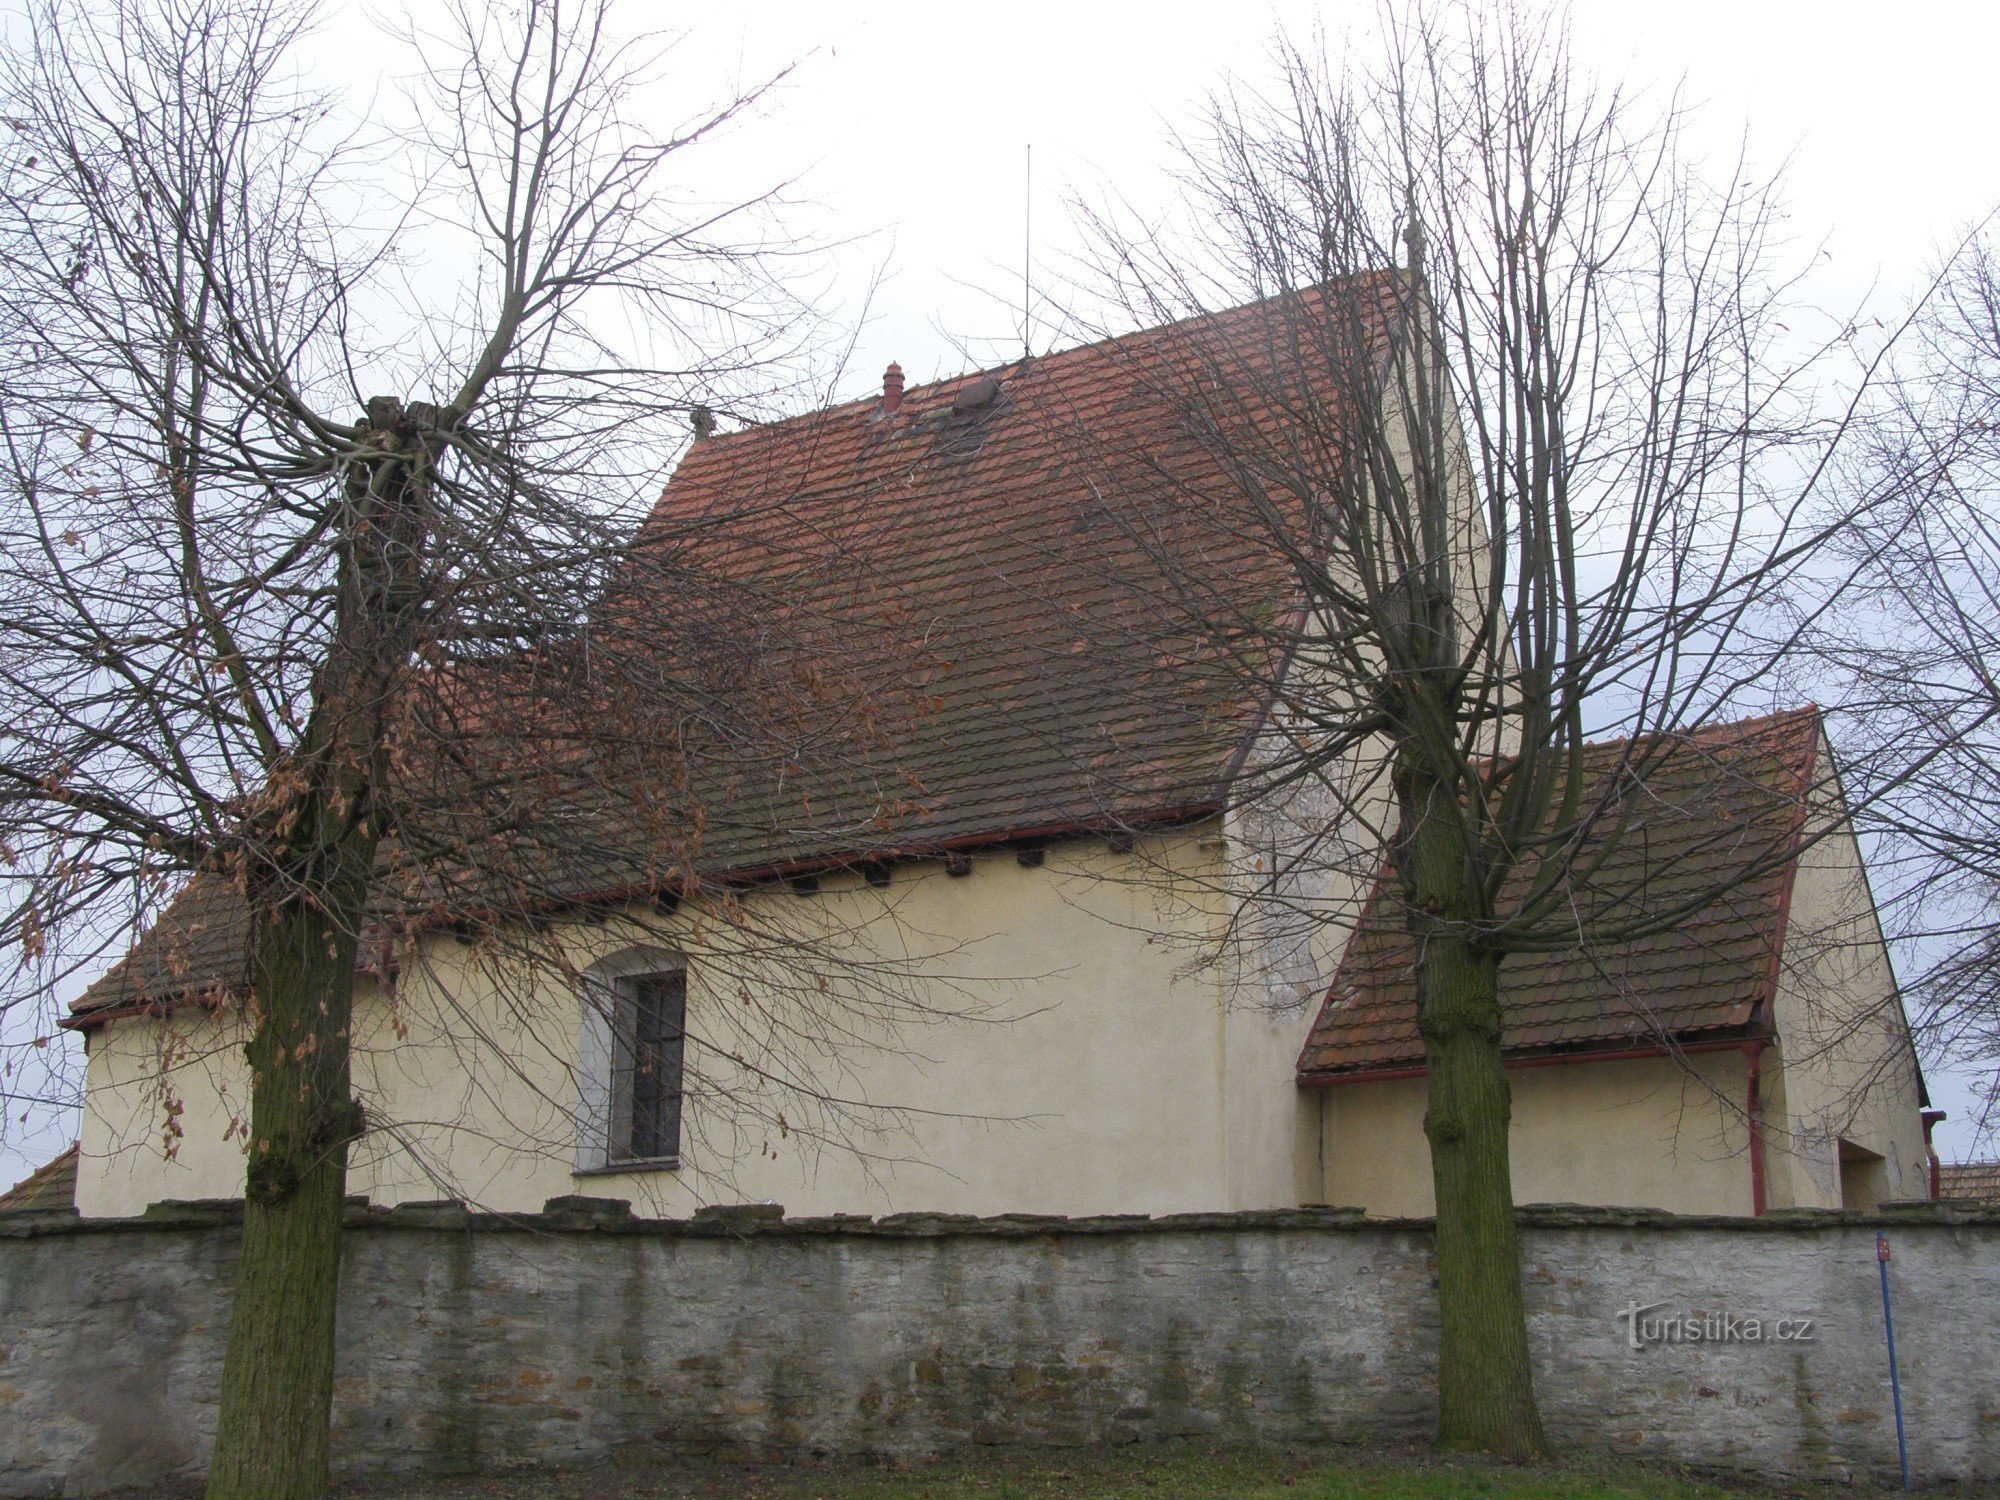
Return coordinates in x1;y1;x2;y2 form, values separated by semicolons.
333;1443;1921;1499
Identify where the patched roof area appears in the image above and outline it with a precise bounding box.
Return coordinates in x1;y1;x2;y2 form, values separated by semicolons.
1297;709;1823;1082
0;1143;78;1213
70;278;1406;1025
1939;1161;2000;1200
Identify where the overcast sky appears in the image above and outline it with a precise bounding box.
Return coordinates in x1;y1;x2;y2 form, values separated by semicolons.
694;0;1998;399
6;0;1995;1187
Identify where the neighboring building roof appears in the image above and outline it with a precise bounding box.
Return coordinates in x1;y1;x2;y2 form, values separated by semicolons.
1939;1161;2000;1200
71;876;254;1025
0;1143;78;1212
1297;709;1822;1082
70;279;1407;1026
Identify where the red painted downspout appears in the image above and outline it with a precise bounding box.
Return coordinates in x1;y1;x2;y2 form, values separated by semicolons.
1743;1039;1768;1217
1921;1109;1948;1200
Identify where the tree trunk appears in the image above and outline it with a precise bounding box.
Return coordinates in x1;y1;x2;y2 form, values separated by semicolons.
206;851;372;1499
1397;764;1548;1459
206;398;435;1500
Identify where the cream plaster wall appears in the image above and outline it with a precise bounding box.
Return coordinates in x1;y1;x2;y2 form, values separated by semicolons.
74;999;255;1217
1760;767;1930;1209
76;826;1325;1220
1317;1050;1758;1217
1216;739;1392;1212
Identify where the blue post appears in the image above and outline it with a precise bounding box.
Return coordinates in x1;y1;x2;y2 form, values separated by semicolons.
1877;1231;1911;1493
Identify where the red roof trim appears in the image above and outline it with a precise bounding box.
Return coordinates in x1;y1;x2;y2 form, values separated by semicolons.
1298;1031;1774;1088
57;986;235;1032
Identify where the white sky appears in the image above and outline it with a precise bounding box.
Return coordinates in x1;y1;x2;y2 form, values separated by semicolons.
702;0;1999;399
6;0;1996;1187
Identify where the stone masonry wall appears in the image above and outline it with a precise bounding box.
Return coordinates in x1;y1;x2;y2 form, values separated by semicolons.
1;1198;1995;1496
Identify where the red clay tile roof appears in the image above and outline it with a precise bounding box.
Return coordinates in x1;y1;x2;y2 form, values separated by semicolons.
70;279;1406;1025
0;1143;78;1212
1297;710;1822;1081
1939;1161;2000;1200
71;876;253;1023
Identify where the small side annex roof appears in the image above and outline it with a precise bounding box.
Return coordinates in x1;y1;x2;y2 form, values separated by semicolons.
1297;709;1824;1083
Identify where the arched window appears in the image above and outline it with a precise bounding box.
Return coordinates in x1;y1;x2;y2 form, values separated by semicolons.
576;949;686;1172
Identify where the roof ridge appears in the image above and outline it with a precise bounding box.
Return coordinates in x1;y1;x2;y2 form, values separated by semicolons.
684;271;1404;449
1569;704;1821;759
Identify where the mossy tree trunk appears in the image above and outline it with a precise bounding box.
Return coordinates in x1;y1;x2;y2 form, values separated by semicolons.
205;845;374;1498
206;399;437;1500
1394;756;1548;1459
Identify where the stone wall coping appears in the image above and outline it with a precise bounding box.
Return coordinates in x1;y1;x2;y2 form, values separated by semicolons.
4;1194;1997;1241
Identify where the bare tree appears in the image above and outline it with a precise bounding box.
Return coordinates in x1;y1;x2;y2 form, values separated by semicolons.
0;1;943;1494
1804;232;2000;1151
1060;1;1879;1455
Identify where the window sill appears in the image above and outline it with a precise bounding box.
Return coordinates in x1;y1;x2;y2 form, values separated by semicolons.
573;1157;681;1177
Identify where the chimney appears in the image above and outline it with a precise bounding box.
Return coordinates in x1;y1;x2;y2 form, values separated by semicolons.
690;404;716;439
881;361;905;416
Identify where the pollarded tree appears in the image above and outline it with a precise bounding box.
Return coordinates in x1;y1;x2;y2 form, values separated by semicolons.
1063;1;1883;1455
0;1;936;1494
